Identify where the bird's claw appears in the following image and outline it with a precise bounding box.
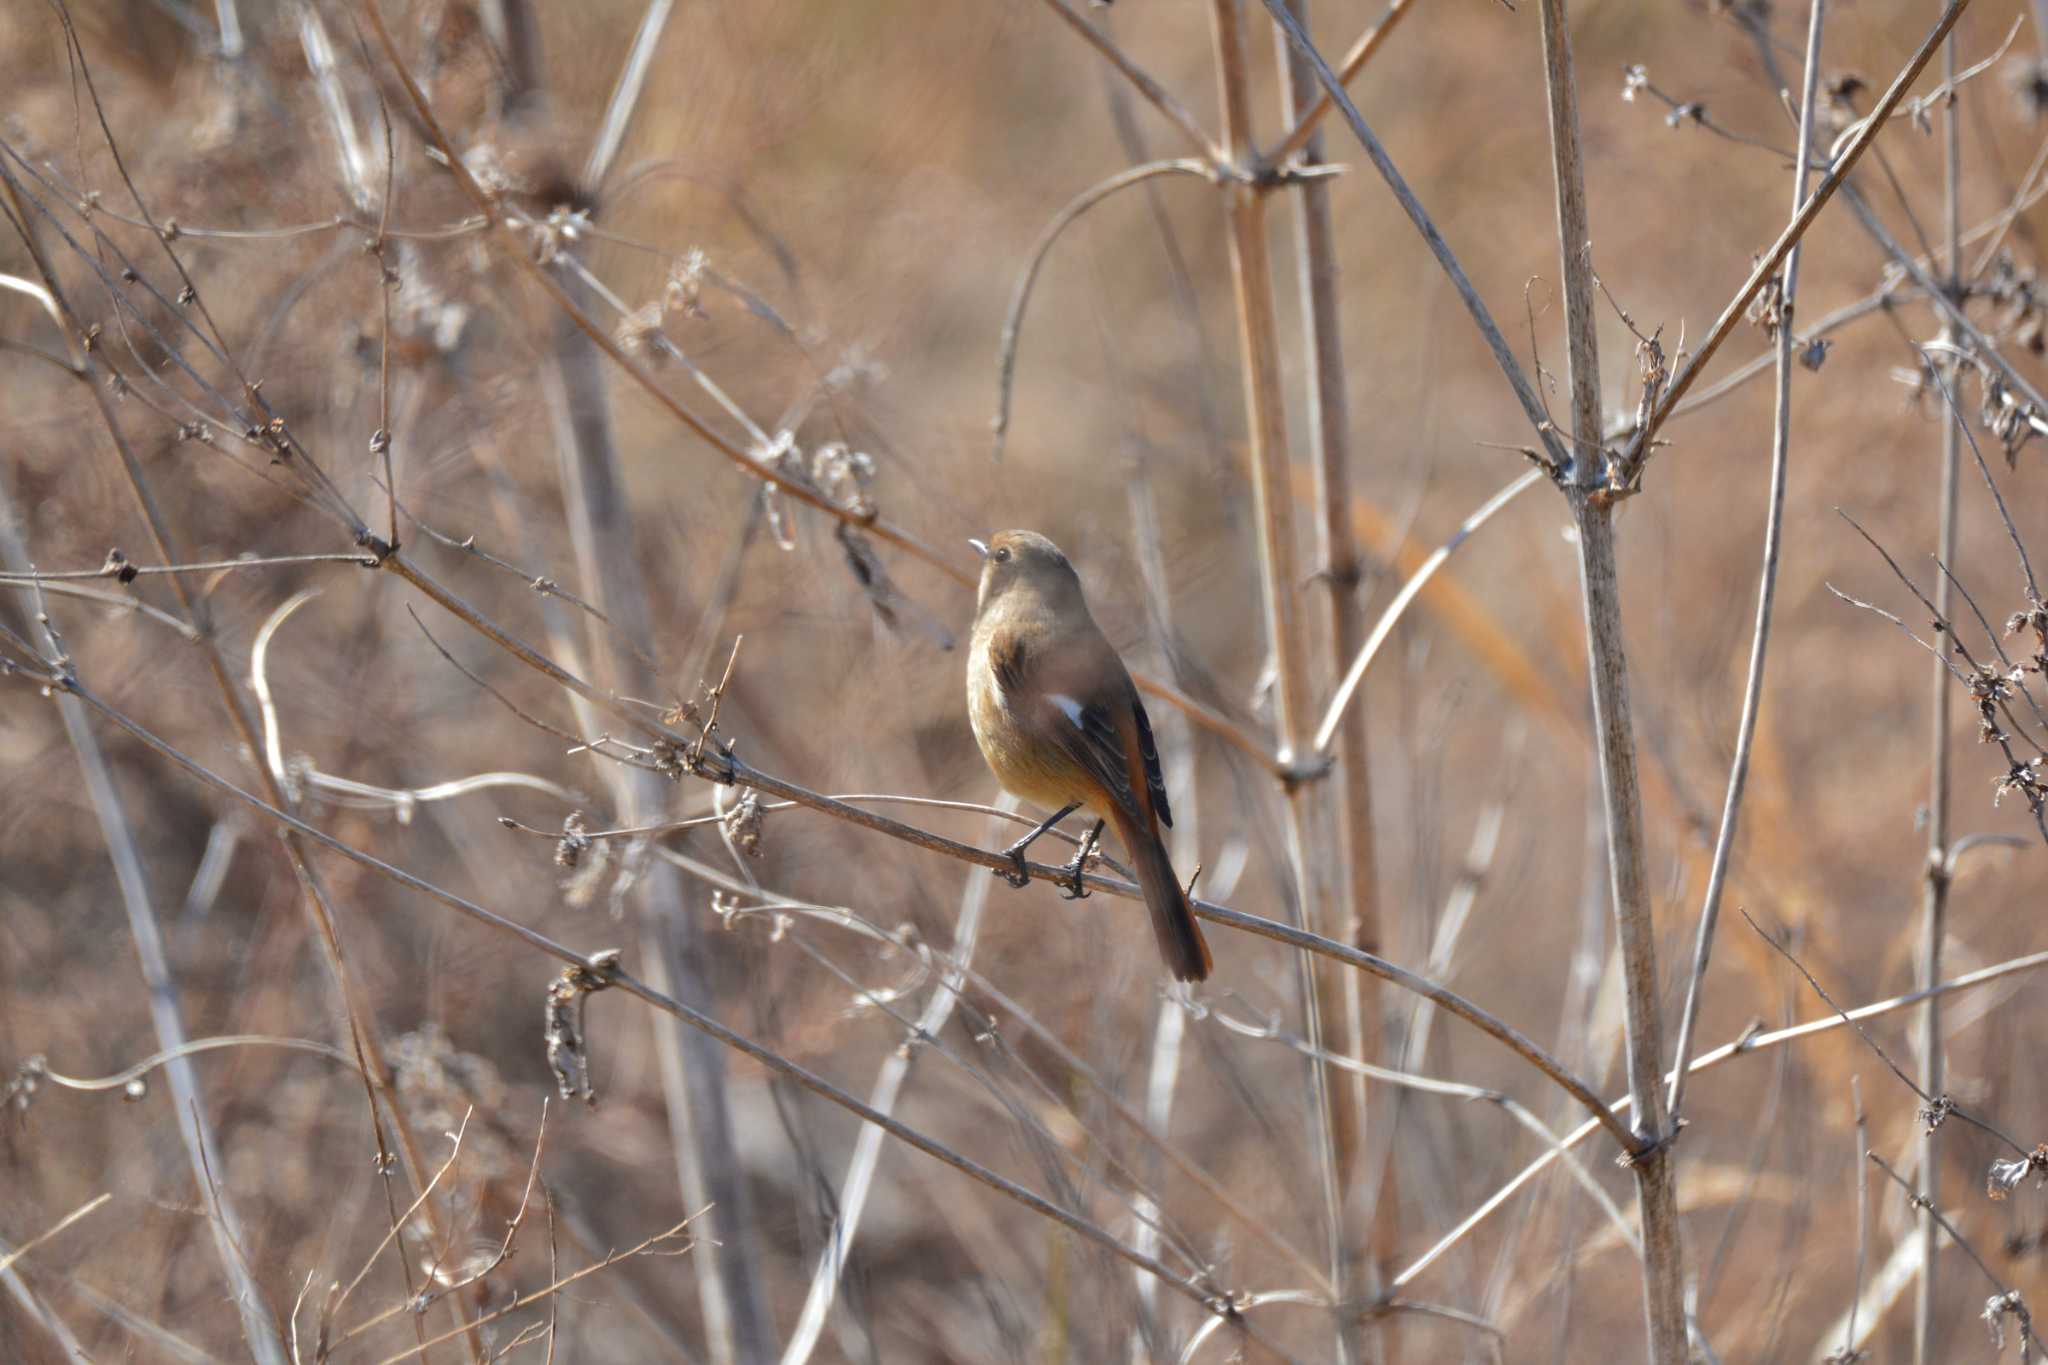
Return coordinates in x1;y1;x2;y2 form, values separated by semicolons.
994;850;1031;889
1057;827;1099;900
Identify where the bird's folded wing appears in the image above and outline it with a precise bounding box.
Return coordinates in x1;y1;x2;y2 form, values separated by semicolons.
993;625;1170;828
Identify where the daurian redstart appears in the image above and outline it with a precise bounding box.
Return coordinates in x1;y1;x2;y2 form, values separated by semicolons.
966;530;1212;982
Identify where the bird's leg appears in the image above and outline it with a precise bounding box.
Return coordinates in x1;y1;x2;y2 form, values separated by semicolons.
1057;820;1103;900
995;801;1080;888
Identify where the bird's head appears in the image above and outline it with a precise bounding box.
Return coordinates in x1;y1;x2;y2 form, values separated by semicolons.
969;529;1083;616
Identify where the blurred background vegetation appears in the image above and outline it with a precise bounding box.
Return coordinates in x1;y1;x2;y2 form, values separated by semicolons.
5;0;2048;1360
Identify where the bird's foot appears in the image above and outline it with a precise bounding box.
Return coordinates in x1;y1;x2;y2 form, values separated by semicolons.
993;848;1031;889
1057;829;1100;901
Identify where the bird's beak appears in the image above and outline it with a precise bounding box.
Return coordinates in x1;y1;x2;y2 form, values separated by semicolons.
968;538;989;560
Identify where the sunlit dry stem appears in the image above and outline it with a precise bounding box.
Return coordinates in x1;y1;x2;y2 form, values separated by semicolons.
1314;469;1543;754
1398;943;2048;1292
1535;0;1685;1358
1211;2;1348;1343
1666;0;1826;1127
1918;31;1966;1361
0;1195;112;1279
580;0;676;196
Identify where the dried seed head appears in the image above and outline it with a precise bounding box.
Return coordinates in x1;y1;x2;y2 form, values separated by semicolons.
722;789;765;859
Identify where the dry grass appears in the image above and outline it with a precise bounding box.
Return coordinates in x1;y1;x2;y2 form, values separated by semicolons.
6;0;2048;1361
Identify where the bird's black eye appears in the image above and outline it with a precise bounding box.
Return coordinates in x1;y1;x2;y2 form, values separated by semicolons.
993;546;1011;563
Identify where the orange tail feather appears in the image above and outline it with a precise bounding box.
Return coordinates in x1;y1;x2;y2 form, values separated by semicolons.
1119;817;1211;982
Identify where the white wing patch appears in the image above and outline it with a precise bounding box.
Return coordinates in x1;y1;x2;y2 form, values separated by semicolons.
1048;692;1087;730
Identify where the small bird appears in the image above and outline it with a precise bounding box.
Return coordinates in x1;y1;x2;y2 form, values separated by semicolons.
966;530;1212;982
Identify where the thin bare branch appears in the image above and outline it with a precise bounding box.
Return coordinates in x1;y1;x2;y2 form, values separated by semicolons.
1035;0;1222;162
992;158;1215;462
1259;0;1569;470
1262;0;1419;169
1628;0;1976;469
1314;468;1543;754
1667;0;1825;1125
0;1195;113;1278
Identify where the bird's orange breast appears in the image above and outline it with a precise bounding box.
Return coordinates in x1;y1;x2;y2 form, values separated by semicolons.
968;630;1093;812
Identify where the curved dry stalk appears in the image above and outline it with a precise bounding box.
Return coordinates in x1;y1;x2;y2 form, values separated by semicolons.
992;158;1216;462
1176;1289;1502;1363
31;1036;362;1090
1313;468;1543;754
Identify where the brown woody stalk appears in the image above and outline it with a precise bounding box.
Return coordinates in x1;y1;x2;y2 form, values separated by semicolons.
1208;2;1350;1350
1273;0;1388;1340
1535;0;1686;1359
1917;28;1965;1365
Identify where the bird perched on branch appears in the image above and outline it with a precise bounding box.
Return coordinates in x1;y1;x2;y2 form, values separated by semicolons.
966;530;1212;982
